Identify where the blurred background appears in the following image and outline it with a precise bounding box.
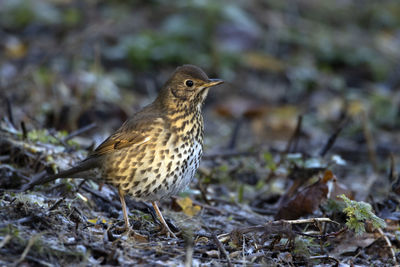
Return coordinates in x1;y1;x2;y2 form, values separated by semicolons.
2;2;400;264
1;0;400;187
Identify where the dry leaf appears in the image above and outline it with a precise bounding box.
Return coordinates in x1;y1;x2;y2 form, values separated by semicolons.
176;197;201;217
87;218;108;224
275;171;332;220
5;37;27;59
88;218;98;224
348;100;366;117
332;233;376;257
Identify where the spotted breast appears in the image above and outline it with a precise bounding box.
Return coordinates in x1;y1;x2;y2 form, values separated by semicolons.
101;105;204;202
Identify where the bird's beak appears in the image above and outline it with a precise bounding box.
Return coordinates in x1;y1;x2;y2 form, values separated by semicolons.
204;79;224;88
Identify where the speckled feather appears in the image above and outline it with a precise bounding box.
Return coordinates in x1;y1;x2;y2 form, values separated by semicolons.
24;65;223;203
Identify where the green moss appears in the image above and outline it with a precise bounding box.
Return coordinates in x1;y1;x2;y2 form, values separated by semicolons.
339;194;386;235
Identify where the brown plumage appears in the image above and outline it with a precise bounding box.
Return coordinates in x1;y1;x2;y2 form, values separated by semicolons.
23;65;223;237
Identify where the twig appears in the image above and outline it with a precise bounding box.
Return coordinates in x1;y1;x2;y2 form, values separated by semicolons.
294;227;347;239
0;164;30;181
25;255;53;267
361;111;378;171
377;227;397;265
285;115;303;154
63;123;96;142
201;219;233;267
81;185;121;209
0;216;35;228
0;234;12;249
196;181;212;206
227;117;244;150
319;117;348;157
389;153;396;182
242;233;246;266
49;180;87;211
14;234;40;266
286;218;340;225
48;129;68;147
249;206;276;215
266;116;303;183
0;155;10;162
211;232;233;267
309;255;339;267
20;121;27;140
217;218;340;241
5;97;15;128
81;185;157;220
390;154;400;194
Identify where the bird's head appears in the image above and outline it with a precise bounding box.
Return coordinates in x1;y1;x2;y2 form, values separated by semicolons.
157;65;223;111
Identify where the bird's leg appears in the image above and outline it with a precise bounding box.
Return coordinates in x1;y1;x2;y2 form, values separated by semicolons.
118;188;130;231
117;188;148;241
152;201;177;238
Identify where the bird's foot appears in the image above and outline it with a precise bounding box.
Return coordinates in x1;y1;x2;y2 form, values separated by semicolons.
157;223;178;239
151;201;178;239
126;229;148;242
114;225;148;242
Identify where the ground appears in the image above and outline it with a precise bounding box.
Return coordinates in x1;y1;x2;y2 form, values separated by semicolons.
1;0;400;266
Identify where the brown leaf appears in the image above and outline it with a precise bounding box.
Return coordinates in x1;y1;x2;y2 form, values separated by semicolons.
275;172;331;220
329;178;355;200
176;197;201;217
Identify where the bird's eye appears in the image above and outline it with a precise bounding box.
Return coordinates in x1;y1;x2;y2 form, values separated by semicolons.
185;80;194;87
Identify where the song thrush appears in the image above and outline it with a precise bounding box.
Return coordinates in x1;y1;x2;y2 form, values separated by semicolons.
23;65;223;238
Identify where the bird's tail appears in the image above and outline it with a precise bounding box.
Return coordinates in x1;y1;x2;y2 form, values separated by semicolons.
21;158;100;191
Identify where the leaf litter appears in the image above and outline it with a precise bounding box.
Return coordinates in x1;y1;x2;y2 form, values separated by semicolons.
1;0;400;266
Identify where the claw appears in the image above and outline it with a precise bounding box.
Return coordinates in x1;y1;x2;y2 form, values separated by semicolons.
152;201;177;239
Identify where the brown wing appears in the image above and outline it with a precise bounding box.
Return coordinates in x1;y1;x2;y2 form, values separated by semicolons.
88;102;164;157
91;130;150;156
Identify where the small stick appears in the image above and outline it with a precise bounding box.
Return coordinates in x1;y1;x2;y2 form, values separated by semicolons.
309;255;339;267
49;180;87;211
377;227;397;265
266;115;303;183
319;117;348;157
217;218;340;241
20;121;27;140
287;218;340;225
81;185;121;209
63;123;96;142
361;111;378;171
201;219;233;267
211;232;233;267
196;181;212;206
48;129;68;147
0;155;10;162
14;234;40;266
227;117;244;150
0;234;12;249
294;227;347;239
5;97;15;127
388;153;396;182
285;115;303;154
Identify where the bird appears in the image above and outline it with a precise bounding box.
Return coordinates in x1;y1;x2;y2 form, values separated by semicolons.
22;64;223;238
